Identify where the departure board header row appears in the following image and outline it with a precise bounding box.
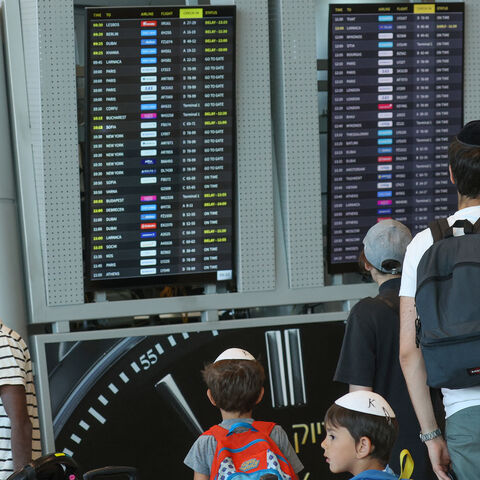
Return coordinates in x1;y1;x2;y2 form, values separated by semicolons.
87;7;233;20
327;2;464;273
84;6;236;288
331;4;462;14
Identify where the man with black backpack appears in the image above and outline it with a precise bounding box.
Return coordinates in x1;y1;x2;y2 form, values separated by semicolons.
399;120;480;480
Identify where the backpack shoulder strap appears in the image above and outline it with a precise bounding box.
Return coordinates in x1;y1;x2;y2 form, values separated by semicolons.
252;422;296;477
472;217;480;234
203;425;227;480
203;424;227;440
451;219;476;234
429;218;450;242
377;294;399;313
251;421;275;437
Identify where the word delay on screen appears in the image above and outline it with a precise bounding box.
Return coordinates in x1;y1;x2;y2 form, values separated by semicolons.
85;6;236;288
327;3;464;273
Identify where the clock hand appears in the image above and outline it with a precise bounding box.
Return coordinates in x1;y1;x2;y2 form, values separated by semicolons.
155;373;204;436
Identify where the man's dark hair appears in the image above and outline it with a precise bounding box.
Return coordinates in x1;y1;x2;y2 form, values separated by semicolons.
358;250;400;277
449;139;480;198
324;403;398;465
202;359;265;413
358;249;369;275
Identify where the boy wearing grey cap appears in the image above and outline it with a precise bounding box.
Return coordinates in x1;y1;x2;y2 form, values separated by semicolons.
334;220;434;479
184;348;303;480
400;121;480;480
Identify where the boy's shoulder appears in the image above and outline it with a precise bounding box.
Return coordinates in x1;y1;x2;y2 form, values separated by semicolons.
219;418;255;428
204;419;276;437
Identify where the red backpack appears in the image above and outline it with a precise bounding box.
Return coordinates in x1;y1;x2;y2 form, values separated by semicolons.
205;421;296;480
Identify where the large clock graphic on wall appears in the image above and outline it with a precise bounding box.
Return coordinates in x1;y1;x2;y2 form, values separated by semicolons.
46;323;349;480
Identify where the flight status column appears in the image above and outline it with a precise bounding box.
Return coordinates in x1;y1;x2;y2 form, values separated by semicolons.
86;6;236;286
328;3;463;272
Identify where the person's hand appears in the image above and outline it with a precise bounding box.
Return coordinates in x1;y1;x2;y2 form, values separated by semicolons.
426;436;451;480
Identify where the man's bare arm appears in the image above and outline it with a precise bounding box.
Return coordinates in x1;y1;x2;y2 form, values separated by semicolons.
399;296;438;431
0;385;32;471
399;296;450;480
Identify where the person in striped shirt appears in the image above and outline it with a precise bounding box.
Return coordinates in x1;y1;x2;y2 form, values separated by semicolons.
0;322;41;478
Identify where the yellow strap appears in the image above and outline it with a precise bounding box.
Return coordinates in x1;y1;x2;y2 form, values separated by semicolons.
399;449;414;479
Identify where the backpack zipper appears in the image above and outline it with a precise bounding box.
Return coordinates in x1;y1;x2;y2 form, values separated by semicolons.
416;260;480;292
415;316;421;348
420;330;480;347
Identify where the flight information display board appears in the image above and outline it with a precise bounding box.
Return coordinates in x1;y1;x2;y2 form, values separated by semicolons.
328;3;463;273
85;6;235;287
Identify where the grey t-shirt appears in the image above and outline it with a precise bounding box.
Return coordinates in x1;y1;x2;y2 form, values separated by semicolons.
184;418;303;475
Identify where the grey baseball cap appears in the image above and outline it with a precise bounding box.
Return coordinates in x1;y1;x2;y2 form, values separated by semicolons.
363;219;412;274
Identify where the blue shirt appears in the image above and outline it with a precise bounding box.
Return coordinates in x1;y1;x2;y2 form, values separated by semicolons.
351;467;397;480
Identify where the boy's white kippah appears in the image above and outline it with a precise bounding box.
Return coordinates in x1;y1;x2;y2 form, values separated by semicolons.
335;391;396;419
214;348;255;363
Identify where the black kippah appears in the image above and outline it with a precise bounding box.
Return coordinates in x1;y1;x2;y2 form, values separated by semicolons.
457;120;480;147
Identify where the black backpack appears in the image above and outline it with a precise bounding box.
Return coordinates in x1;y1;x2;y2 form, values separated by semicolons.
415;217;480;389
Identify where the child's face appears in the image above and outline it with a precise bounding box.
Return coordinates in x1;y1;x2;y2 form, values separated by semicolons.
321;423;358;474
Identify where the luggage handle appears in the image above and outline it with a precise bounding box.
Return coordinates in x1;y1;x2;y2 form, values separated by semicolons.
451;219;476;234
6;453;79;480
226;422;258;436
399;449;414;479
83;466;137;480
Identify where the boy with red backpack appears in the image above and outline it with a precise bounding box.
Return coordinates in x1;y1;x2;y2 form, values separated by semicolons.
184;348;303;480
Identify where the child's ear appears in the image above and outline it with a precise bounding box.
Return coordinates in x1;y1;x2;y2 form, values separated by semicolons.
355;436;373;459
206;389;217;406
255;387;265;405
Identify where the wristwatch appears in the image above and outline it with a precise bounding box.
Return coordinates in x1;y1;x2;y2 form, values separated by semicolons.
419;428;442;442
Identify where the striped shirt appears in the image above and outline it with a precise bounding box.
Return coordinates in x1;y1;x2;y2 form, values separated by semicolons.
0;323;41;478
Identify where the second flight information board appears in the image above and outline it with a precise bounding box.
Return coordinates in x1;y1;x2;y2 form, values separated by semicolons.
85;6;235;287
328;3;464;273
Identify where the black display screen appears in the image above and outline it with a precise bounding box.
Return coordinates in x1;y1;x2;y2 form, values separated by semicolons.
84;6;236;287
327;3;464;273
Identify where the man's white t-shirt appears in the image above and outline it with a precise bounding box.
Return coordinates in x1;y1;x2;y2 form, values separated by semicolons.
399;205;480;418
